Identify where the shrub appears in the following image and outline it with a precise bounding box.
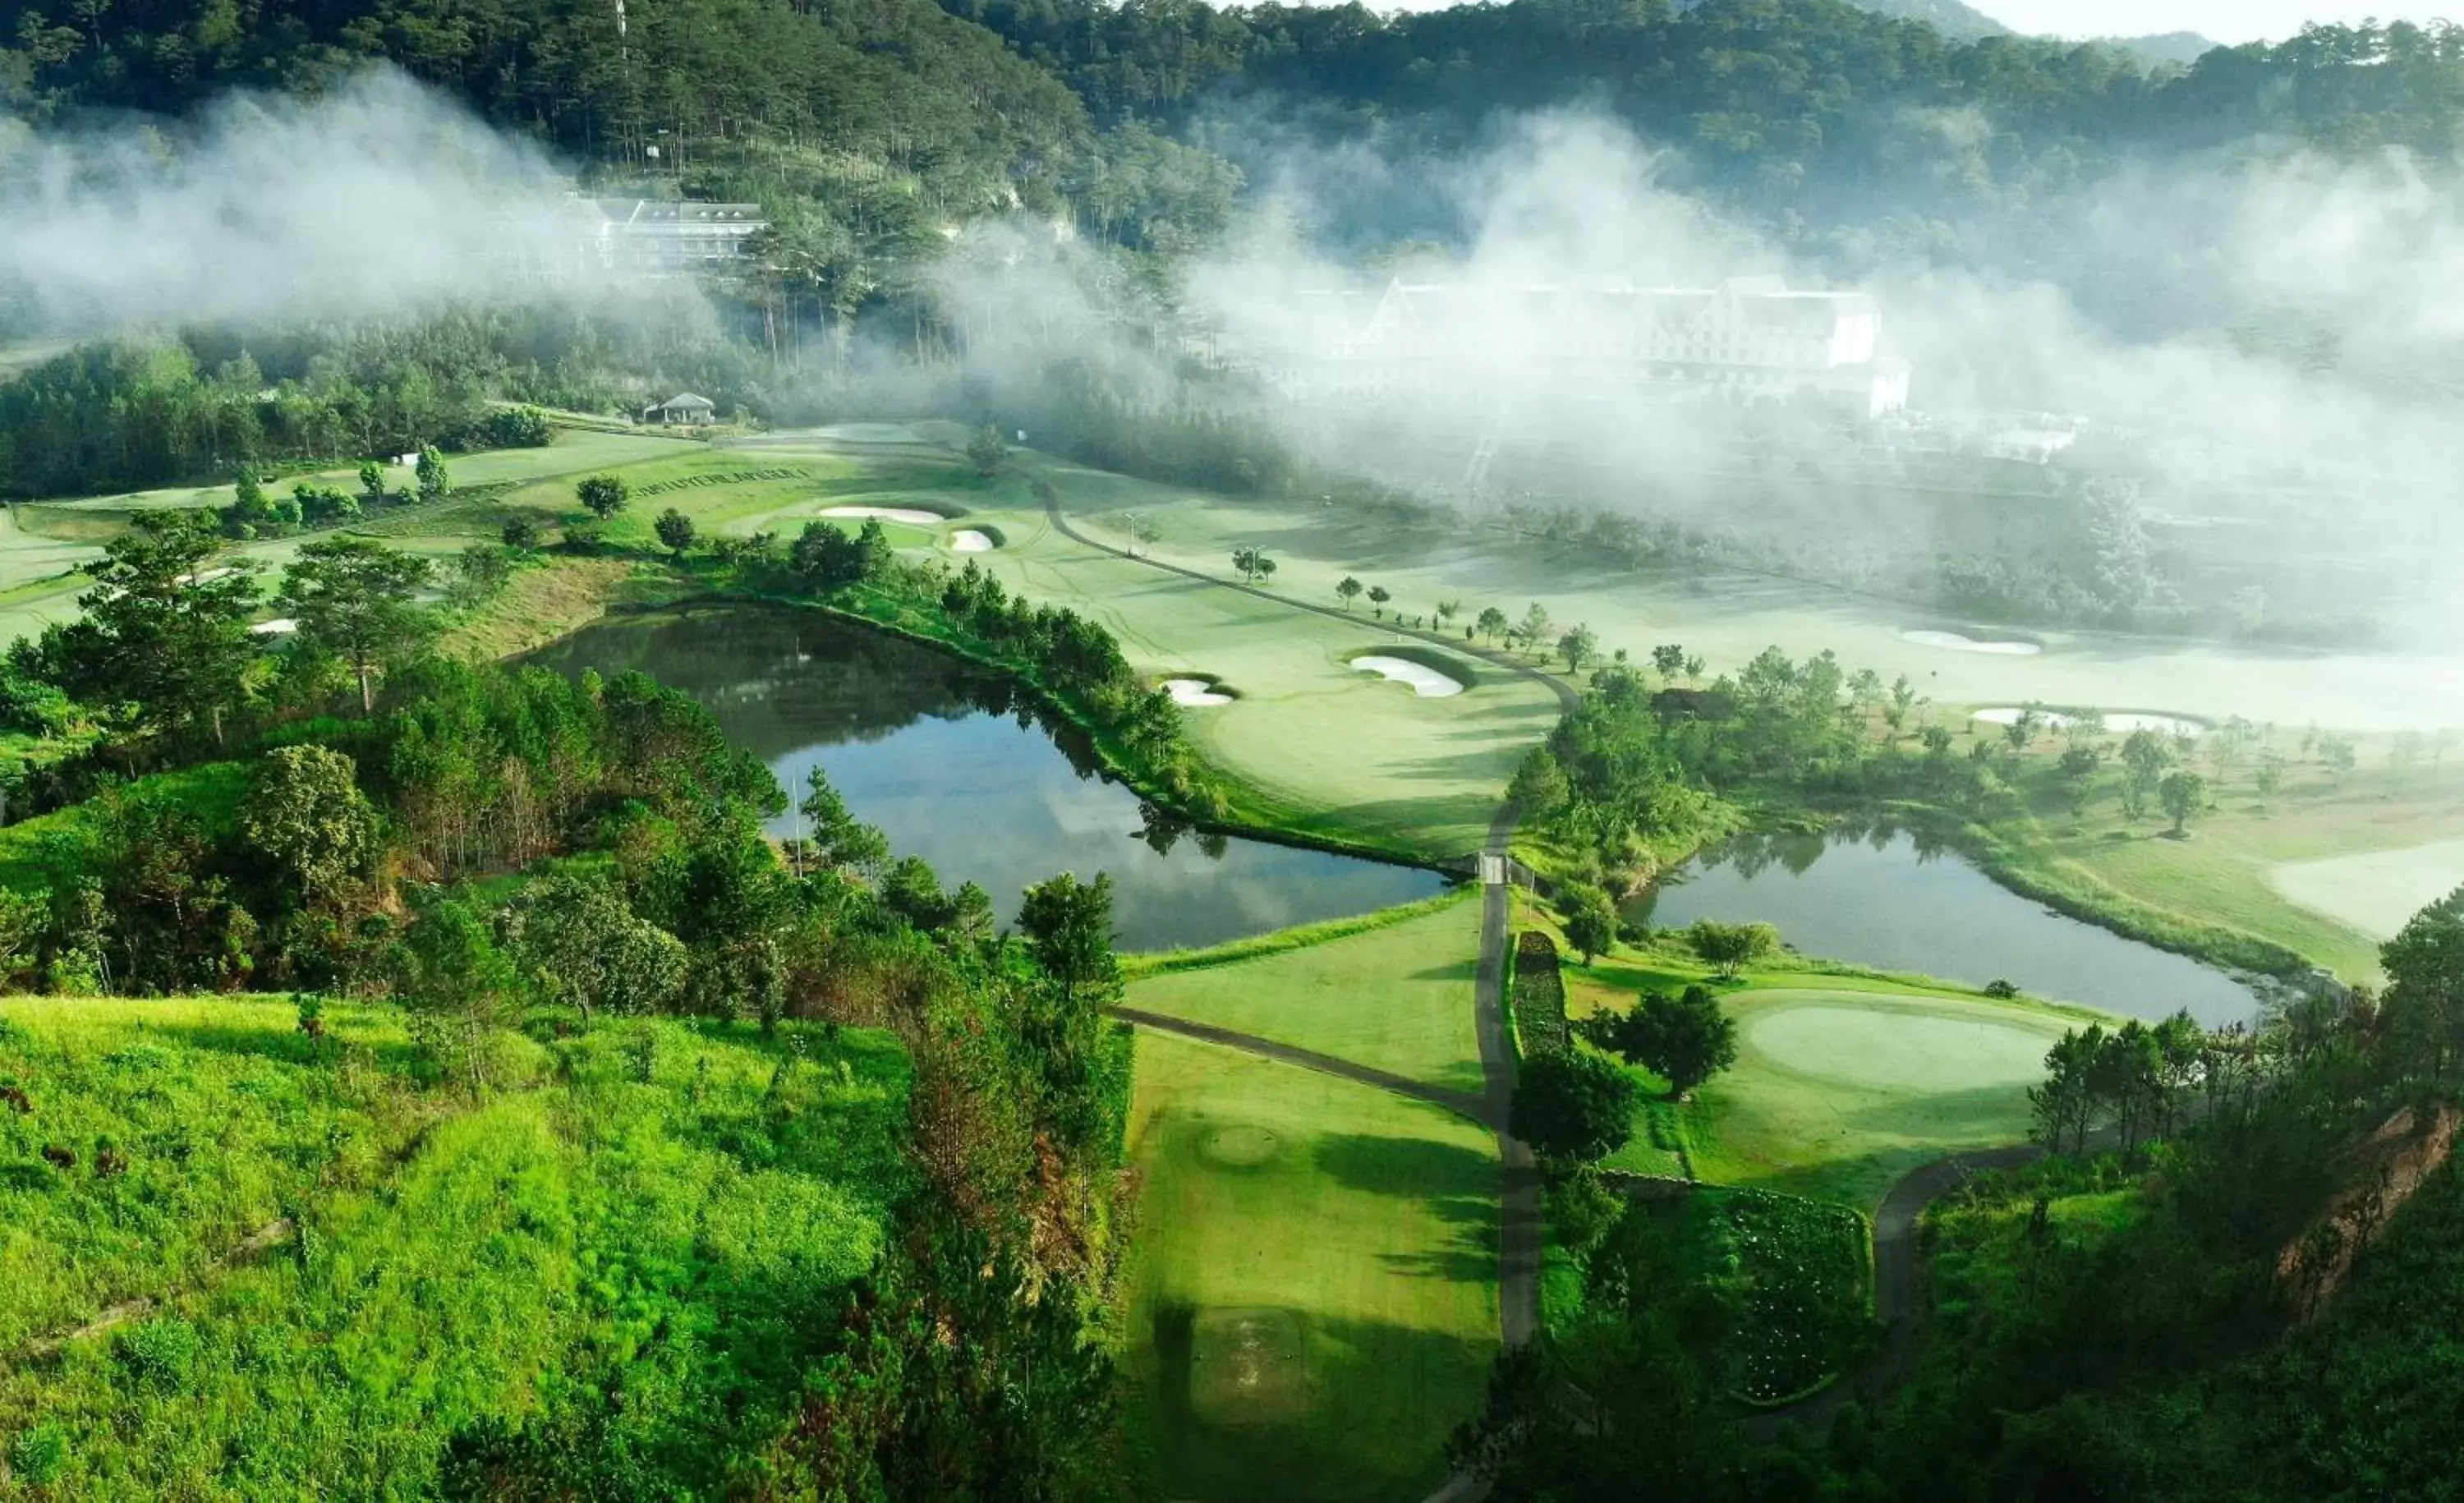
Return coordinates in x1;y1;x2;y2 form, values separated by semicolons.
1511;1048;1638;1164
115;1316;202;1394
7;1423;68;1485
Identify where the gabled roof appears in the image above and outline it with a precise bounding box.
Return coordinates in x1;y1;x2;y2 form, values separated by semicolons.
655;393;715;408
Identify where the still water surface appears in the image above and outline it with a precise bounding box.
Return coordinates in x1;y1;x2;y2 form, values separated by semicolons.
1630;828;2260;1026
530;608;1446;950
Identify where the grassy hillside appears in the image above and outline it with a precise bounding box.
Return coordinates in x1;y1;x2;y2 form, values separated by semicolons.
0;995;908;1496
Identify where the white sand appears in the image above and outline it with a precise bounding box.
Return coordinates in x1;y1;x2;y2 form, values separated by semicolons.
1352;655;1466;697
949;530;995;552
817;505;943;525
1972;707;2205;736
1162;678;1233;707
1903;628;2043;656
249;618;299;637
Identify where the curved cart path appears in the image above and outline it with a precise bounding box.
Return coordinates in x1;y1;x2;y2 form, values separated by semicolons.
1745;1143;2047;1440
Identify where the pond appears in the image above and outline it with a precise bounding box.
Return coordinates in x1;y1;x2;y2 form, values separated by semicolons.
1626;827;2260;1026
527;607;1447;951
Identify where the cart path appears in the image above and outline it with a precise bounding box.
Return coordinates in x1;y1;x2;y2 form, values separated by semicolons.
1109;1006;1491;1125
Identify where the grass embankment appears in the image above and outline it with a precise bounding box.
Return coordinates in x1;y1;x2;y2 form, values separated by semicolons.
1124;894;1484;1096
0;995;907;1496
1121;1030;1497;1503
1970;743;2464;981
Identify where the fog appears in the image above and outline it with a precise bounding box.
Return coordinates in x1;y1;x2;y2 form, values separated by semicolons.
1148;114;2463;646
0;69;605;337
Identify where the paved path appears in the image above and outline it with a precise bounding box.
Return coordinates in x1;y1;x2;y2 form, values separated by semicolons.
1745;1143;2046;1438
1477;802;1544;1355
1109;1005;1491;1124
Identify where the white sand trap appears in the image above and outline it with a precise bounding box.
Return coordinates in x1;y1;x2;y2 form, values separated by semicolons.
816;505;943;525
1903;628;2043;656
2272;840;2464;940
1162;678;1233;707
249;618;299;637
1352;655;1465;697
949;529;995;553
1973;707;2204;737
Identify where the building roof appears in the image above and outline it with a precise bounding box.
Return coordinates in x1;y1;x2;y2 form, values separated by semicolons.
654;393;716;409
591;200;765;226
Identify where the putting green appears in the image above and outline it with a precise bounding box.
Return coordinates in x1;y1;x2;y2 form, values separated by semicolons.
2271;839;2464;941
1745;995;2059;1093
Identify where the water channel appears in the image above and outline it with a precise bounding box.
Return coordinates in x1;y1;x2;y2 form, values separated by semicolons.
1626;826;2261;1026
527;607;1447;951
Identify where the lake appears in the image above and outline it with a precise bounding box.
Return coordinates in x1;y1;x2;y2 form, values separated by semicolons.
1628;827;2261;1026
527;607;1447;951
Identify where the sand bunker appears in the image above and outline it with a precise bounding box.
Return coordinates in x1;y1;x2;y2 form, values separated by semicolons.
1351;655;1465;697
1973;707;2204;737
949;529;995;552
1162;678;1233;707
816;505;944;525
1902;628;2043;656
249;618;299;637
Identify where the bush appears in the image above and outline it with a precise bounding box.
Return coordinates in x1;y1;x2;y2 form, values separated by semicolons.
485;406;554;448
1511;1048;1638;1164
7;1423;68;1485
115;1316;203;1395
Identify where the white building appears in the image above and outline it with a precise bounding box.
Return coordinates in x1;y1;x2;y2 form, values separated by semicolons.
1255;275;1910;419
488;198;769;280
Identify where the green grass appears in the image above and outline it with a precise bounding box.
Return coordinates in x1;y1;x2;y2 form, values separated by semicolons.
1543;894;2085;1208
0;996;908;1497
1124;894;1485;1096
1988;753;2464;979
1124;886;1474;980
1122;1030;1497;1503
0;761;251;895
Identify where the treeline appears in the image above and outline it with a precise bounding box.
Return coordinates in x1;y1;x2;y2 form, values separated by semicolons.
1508;646;1932;880
1456;885;2464;1499
0;510;1142;1492
0;306;756;499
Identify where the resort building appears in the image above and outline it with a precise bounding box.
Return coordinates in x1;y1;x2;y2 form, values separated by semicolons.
490;197;769;280
1253;275;1911;419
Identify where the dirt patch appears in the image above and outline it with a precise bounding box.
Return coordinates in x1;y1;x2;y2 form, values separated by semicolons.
2278;1103;2461;1319
1188;1307;1313;1426
1199;1125;1281;1169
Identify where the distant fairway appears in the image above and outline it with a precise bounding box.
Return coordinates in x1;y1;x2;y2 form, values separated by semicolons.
2272;839;2464;940
1123;1030;1497;1503
1125;894;1485;1096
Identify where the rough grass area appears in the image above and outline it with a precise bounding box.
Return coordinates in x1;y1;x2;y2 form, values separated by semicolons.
1122;1031;1497;1503
0;996;908;1497
1614;1187;1873;1405
439;557;665;660
1512;932;1569;1056
1124;896;1485;1096
1976;728;2464;981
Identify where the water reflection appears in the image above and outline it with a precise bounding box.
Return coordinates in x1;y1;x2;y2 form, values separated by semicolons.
527;608;1446;950
1629;818;2259;1025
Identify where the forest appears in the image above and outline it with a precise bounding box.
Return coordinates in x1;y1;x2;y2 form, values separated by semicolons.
0;508;1157;1494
